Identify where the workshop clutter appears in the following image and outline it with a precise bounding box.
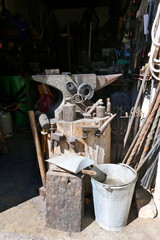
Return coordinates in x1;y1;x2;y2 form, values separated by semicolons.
29;72;121;232
27;0;160;234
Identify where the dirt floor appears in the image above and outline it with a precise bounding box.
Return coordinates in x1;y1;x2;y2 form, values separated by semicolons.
0;130;160;240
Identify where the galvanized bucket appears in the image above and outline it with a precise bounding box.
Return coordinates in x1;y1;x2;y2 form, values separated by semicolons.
91;163;137;231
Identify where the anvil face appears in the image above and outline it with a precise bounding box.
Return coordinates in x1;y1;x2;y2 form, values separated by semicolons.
32;73;122;119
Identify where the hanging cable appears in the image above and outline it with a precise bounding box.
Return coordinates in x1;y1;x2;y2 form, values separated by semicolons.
149;2;160;81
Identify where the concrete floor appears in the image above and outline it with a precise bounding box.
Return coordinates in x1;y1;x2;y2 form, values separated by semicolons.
0;129;160;240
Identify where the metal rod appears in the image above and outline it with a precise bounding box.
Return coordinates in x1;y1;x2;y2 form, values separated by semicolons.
124;64;150;147
98;114;117;134
137;135;160;173
87;99;103;114
126;90;160;166
139;107;160;166
122;82;160;164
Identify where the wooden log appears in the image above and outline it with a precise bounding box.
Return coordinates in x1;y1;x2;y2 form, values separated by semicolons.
28;110;46;187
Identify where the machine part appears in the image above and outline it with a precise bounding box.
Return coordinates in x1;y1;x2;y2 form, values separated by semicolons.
86;99;103;114
77;83;94;100
81;125;99;139
66;81;77;94
95;114;117;136
82;126;99;131
63;102;76;122
67;136;77;152
96;106;106;118
67;136;77;143
72;93;84;104
51;132;64;142
65;96;72;103
106;98;111;113
83;113;92;119
51;132;65;148
39;113;50;130
50;118;57;133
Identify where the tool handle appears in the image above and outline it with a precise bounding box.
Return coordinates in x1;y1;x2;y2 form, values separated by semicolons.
81;169;97;175
28;110;46;187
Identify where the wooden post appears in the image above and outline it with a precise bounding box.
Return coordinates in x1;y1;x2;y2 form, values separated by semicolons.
28;110;46;187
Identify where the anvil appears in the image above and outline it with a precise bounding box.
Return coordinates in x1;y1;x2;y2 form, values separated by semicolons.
32;73;122;119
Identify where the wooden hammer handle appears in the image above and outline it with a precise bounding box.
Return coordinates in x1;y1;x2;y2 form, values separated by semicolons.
81;169;97;175
28;110;46;187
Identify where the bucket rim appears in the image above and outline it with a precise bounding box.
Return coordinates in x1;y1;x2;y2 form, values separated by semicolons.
91;163;137;189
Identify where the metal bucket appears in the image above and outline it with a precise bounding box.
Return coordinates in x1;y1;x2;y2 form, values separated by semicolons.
91;163;137;231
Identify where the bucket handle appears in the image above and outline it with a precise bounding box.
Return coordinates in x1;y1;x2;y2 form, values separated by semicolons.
118;163;137;176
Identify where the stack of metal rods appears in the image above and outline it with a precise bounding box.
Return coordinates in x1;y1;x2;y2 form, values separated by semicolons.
122;82;160;165
123;82;160;167
139;135;160;190
122;82;160;190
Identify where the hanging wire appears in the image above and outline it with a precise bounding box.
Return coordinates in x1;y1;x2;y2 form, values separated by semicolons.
149;2;160;81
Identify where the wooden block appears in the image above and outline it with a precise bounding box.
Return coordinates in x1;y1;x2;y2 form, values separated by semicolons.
46;170;84;232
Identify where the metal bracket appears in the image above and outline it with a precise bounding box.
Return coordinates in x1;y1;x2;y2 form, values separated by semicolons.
51;132;65;147
81;126;99;139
